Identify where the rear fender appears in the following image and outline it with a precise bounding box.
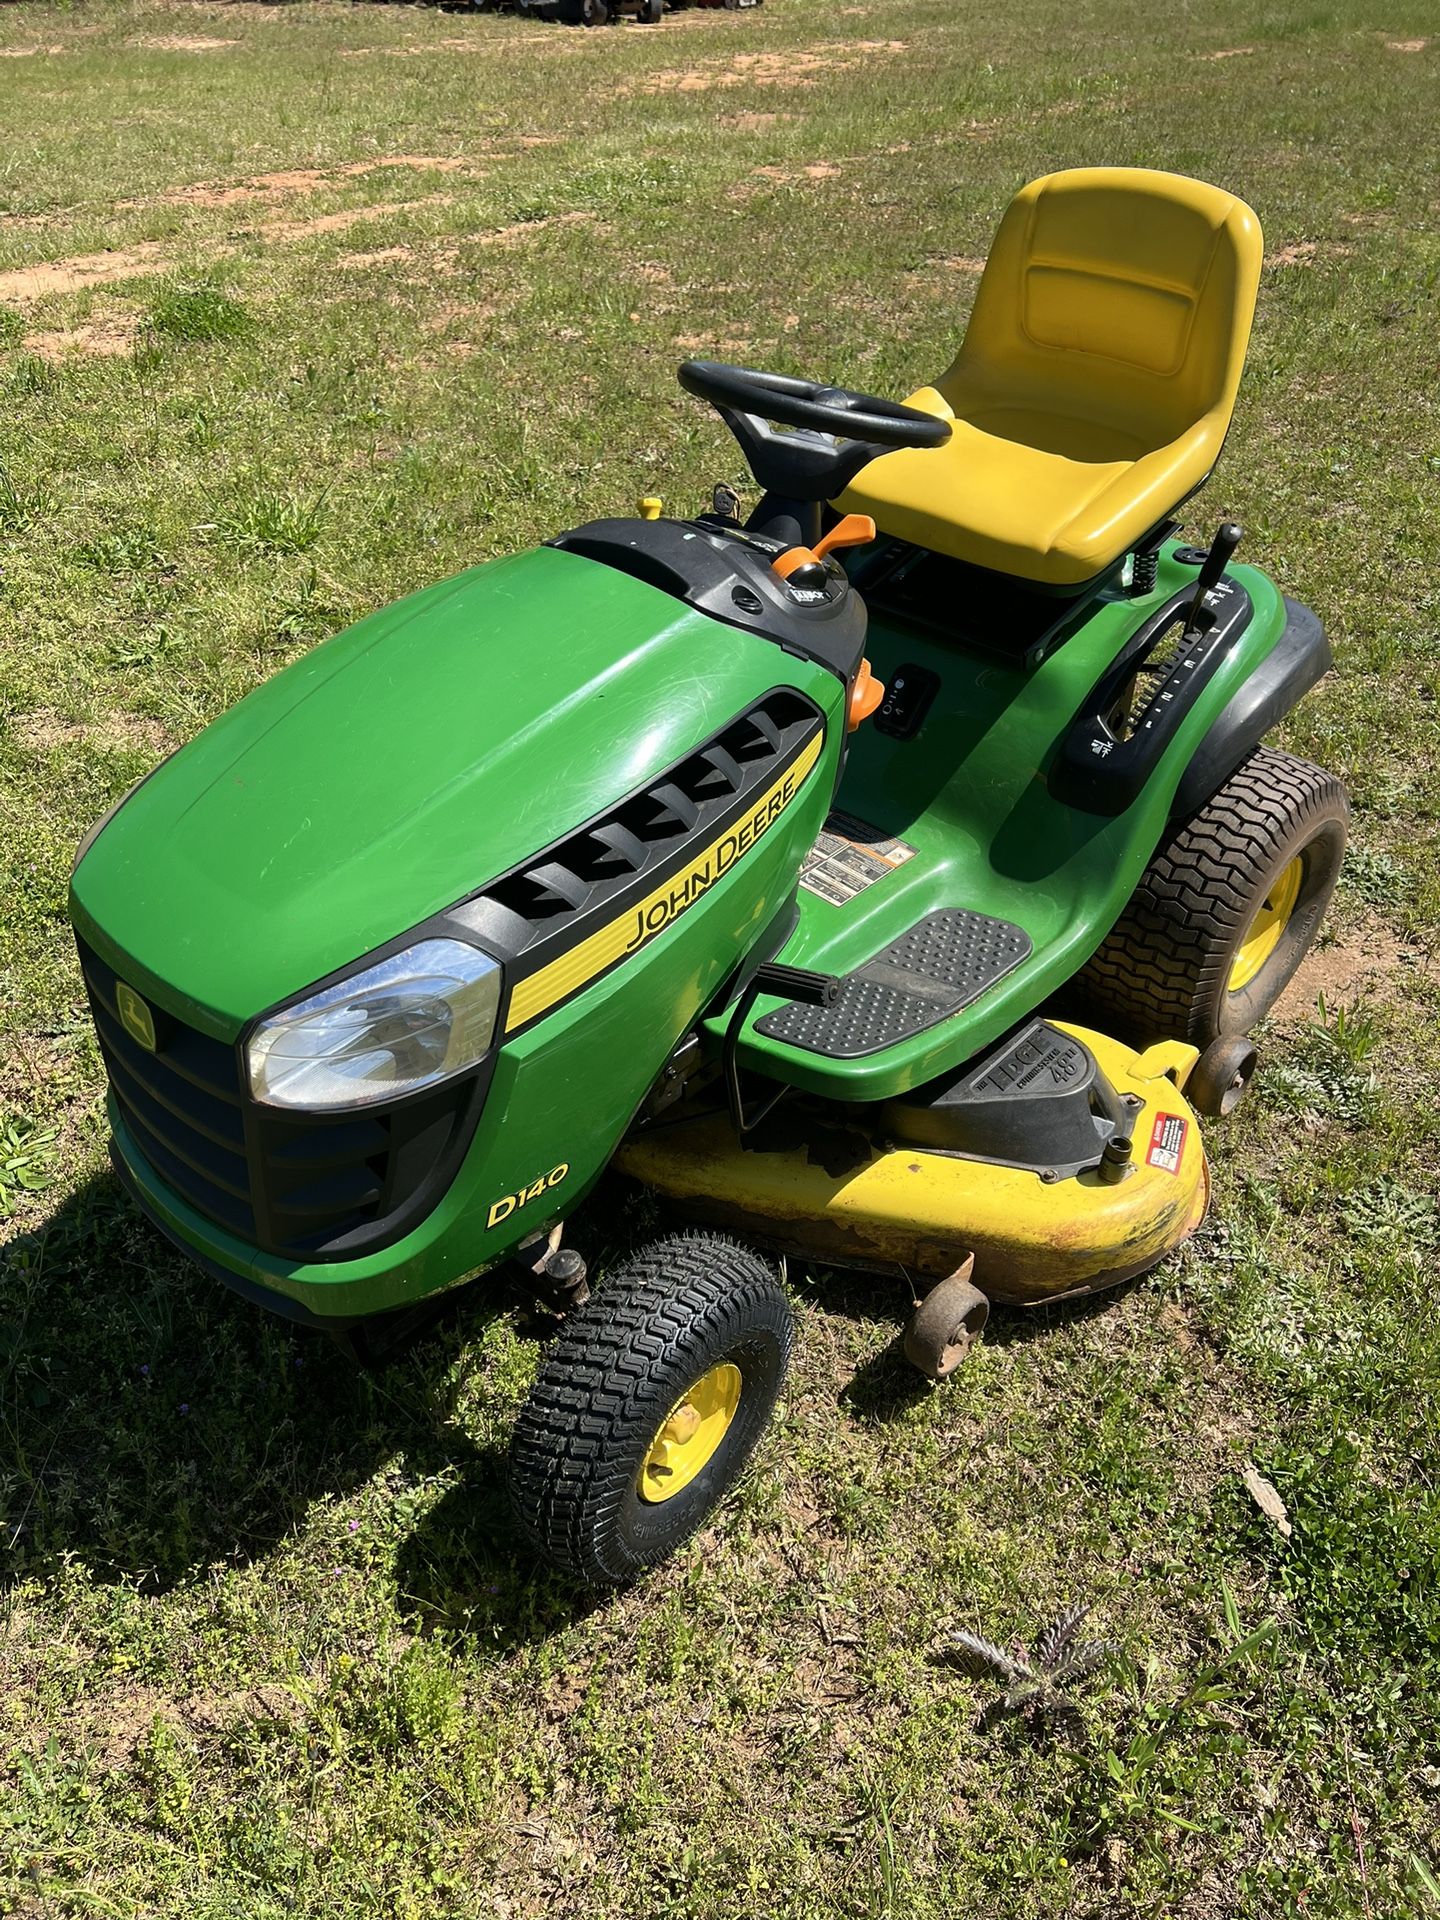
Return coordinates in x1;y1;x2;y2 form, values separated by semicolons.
1171;596;1331;818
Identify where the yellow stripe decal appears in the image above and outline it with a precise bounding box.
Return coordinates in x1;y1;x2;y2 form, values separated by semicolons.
506;728;824;1033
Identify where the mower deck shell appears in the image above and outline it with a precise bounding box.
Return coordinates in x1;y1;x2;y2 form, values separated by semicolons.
615;1025;1208;1302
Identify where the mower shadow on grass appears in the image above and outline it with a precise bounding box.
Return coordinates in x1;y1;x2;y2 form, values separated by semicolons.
0;1171;591;1641
0;1167;1139;1623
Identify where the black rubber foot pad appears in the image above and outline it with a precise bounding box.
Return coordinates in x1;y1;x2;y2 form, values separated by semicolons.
755;910;1031;1058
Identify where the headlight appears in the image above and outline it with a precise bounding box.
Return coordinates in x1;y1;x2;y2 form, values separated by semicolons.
246;938;501;1112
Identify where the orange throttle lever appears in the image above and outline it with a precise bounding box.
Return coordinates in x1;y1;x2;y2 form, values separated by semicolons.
771;513;877;583
814;513;877;564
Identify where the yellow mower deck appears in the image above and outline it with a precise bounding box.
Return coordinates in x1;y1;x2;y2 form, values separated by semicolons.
617;1025;1208;1305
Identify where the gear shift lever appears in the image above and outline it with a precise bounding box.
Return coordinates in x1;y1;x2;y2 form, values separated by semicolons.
1186;521;1243;638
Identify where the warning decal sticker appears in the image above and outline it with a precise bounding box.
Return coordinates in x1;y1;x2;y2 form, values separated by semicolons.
799;810;918;906
1146;1112;1188;1175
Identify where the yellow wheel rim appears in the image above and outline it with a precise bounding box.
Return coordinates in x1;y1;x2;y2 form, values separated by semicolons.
1228;855;1303;993
638;1362;742;1505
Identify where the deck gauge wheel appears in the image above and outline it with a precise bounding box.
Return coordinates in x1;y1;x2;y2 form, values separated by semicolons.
903;1259;990;1381
1188;1033;1260;1117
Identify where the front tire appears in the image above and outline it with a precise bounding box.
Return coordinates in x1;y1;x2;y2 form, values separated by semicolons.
509;1233;793;1585
1075;747;1349;1048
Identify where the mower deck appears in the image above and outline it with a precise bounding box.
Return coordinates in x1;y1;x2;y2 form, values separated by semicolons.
618;1024;1208;1304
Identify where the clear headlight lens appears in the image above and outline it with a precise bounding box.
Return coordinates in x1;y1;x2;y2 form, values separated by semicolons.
246;938;501;1112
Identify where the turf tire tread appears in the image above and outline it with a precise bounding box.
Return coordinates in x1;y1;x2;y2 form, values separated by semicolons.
508;1232;791;1584
1074;747;1349;1045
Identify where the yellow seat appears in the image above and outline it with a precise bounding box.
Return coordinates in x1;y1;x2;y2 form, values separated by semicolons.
837;167;1264;588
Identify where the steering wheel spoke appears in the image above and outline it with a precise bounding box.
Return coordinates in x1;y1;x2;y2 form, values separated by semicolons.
678;359;951;507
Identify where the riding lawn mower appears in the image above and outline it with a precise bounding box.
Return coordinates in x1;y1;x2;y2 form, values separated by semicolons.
70;168;1348;1584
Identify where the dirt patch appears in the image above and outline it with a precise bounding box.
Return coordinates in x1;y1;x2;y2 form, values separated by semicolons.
10;709;172;754
64;1681;296;1769
0;184;460;310
336;245;415;271
376;154;466;173
473;209;596;249
1156;1298;1203;1358
0;243;168;306
755;161;841;183
1198;46;1255;59
719;110;795;130
637;41;906;95
675;332;753;358
131;35;237;52
1385;38;1428;52
1265;238;1352;270
260;197;446;242
184;1684;294;1735
75;1687;173;1770
423;299;500;333
1271;914;1430;1022
137;154;468;213
0;45;66;59
20;317;138;360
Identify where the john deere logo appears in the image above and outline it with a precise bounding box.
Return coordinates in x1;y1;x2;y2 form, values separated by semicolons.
116;981;157;1052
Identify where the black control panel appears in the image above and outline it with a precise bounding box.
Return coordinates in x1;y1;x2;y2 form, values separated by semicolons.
1051;578;1253;815
548;516;867;684
873;662;940;740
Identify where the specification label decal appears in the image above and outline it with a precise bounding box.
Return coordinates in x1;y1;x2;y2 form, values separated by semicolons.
1145;1112;1188;1175
799;811;918;906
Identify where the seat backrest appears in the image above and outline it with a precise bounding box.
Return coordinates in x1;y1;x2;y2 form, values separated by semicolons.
938;168;1263;458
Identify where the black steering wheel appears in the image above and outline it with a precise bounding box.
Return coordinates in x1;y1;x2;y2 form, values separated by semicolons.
678;360;952;517
679;361;952;453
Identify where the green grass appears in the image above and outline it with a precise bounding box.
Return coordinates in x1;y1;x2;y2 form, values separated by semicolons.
146;281;252;344
2;1;1439;1915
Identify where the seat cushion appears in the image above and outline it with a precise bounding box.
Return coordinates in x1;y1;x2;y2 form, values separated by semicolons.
838;402;1220;587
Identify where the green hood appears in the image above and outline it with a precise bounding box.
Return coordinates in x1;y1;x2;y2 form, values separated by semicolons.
71;546;812;1038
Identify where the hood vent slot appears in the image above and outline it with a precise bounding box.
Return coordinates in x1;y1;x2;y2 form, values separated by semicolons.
453;689;822;965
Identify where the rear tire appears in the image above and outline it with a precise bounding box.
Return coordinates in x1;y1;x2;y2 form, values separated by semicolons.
509;1233;792;1585
1074;747;1349;1048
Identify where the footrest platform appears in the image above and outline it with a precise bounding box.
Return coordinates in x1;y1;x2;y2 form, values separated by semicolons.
754;909;1031;1059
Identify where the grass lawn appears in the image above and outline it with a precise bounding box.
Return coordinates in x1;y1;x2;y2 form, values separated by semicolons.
2;0;1439;1913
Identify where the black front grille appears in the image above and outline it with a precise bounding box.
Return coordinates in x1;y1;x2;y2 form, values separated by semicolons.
80;940;258;1241
78;939;485;1261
